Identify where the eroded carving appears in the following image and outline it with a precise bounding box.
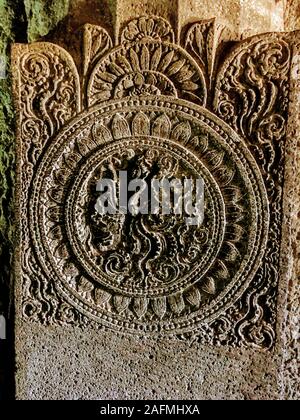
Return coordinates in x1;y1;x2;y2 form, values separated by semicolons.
13;17;295;348
213;32;293;350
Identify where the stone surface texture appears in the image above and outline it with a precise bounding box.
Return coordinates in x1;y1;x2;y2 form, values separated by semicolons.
0;0;299;400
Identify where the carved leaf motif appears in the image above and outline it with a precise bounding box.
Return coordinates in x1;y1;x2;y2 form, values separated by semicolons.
215;166;235;186
129;48;140;72
181;81;199;91
121;16;175;44
117;54;133;72
46;207;62;223
185;20;213;68
167;59;186;76
97;71;117;83
176;65;195;83
168;294;185;314
64;151;81;170
141;45;150;71
151;46;162;70
109;62;125;77
94;289;111;306
54;168;70;186
184;19;226;88
185;287;201;308
152;114;171;138
132;112;150;136
215;260;229;280
48;187;63;203
77;277;94;294
201;278;216;295
54;243;69;260
90;90;112;104
114;296;131;313
151;297;167;319
225;186;243;204
158;51;175;72
76;136;96;155
205;149;225;170
223;241;240;262
112;114;131;139
48;225;63;241
133;297;148;318
171;122;192;143
227;224;245;243
83;24;113;78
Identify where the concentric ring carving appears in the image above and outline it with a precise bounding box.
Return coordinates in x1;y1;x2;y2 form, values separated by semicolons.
29;97;269;334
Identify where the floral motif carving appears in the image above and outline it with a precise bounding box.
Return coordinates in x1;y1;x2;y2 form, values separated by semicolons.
12;17;296;348
214;34;290;178
87;42;207;106
86;16;207;107
184;18;228;91
27;98;268;334
13;43;81;159
121;16;175;44
213;32;294;350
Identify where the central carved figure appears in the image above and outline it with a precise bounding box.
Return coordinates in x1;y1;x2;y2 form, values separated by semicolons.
81;143;219;293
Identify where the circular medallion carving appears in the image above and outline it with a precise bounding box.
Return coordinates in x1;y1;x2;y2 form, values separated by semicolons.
30;97;269;334
87;41;207;107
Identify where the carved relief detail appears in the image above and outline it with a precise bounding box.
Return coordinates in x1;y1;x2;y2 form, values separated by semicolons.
13;17;295;348
213;33;293;350
121;16;175;44
13;43;81;157
83;24;113;106
184;18;228;92
86;16;207;107
22;98;269;337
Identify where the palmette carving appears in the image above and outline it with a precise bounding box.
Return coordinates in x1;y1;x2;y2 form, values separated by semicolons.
87;16;207;107
184;19;228;92
13;16;296;348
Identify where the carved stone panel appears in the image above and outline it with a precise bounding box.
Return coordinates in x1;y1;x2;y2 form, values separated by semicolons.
12;16;298;349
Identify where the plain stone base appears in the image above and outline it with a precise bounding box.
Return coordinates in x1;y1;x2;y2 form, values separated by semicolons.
16;323;279;400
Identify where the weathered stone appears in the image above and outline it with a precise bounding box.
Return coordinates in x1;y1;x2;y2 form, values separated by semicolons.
285;0;300;31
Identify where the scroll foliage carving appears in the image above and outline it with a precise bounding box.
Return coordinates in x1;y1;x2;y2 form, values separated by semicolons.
213;32;293;350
